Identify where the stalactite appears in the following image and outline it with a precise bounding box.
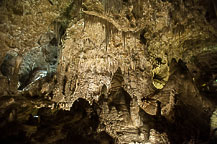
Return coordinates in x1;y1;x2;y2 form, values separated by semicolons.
213;0;217;17
84;13;119;51
103;0;123;13
134;33;137;50
114;0;123;13
180;0;185;11
83;4;141;52
83;15;86;30
128;68;130;76
125;64;128;75
138;0;141;14
122;32;126;49
108;56;111;70
130;61;133;70
105;21;110;51
133;0;141;17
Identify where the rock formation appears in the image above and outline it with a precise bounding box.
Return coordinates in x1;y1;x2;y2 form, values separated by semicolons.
0;0;217;143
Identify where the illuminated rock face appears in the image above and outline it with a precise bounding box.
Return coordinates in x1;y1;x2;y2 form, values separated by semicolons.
0;0;217;143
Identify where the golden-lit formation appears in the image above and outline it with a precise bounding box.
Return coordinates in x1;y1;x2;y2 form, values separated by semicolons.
0;0;217;143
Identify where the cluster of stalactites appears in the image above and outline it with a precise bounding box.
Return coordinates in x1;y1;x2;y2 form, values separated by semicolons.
84;14;140;51
102;0;123;13
84;14;118;50
83;0;142;51
102;0;143;17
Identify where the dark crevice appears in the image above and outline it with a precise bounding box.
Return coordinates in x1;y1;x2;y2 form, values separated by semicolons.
49;38;58;46
205;0;217;22
0;97;115;144
153;73;163;81
140;28;147;45
108;88;132;113
62;75;67;95
155;57;162;65
154;60;213;143
96;131;114;144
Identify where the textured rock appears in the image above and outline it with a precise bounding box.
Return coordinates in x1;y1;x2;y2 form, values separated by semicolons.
0;0;217;143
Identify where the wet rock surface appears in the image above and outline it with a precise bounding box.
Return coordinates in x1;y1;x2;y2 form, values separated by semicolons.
0;0;217;143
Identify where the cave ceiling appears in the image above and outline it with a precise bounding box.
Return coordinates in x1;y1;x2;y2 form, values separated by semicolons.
0;0;217;143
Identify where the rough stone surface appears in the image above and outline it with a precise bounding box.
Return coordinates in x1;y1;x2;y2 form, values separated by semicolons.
0;0;217;143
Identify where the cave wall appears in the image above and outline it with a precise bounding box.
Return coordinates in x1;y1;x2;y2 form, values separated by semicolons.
0;0;77;94
0;0;217;143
